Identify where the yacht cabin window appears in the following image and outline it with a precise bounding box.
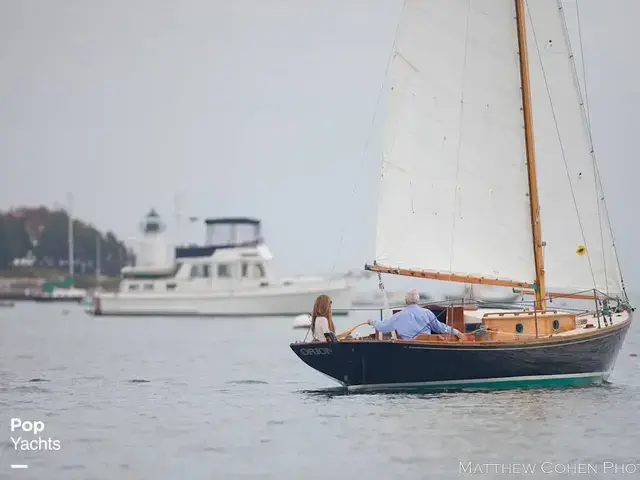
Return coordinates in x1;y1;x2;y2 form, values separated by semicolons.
217;263;232;278
190;264;211;278
143;284;154;291
241;262;249;278
254;263;265;279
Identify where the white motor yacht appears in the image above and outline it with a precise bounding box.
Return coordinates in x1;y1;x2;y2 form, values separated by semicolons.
91;211;353;317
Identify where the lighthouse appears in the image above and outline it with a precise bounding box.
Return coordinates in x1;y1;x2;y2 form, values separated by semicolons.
136;209;173;267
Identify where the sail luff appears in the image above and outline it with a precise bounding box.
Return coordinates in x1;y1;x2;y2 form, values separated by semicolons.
514;0;546;311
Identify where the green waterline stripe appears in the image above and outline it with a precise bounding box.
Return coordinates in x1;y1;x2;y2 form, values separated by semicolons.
347;372;606;391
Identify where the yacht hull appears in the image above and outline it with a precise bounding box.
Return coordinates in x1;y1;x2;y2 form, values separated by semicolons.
290;318;631;392
91;283;352;317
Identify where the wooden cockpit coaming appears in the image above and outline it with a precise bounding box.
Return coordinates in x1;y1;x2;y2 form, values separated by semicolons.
332;305;632;347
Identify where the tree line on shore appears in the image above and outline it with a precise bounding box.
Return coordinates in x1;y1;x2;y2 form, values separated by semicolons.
0;206;134;276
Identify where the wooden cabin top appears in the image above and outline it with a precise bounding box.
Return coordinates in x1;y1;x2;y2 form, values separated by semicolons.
293;303;631;347
340;304;630;345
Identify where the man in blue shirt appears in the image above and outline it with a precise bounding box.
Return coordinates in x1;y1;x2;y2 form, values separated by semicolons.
368;289;465;340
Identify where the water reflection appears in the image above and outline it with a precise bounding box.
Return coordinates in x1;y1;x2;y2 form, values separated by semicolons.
1;303;638;479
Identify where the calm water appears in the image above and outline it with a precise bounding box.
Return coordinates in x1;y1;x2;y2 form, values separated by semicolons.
1;302;639;479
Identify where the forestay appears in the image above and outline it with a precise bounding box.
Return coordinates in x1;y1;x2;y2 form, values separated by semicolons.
525;0;623;296
374;0;536;283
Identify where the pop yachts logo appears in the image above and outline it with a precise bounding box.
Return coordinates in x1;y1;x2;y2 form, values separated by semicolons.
9;418;61;451
299;347;332;355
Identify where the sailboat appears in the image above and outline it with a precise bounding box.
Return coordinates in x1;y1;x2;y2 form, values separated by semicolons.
290;0;634;391
33;194;87;302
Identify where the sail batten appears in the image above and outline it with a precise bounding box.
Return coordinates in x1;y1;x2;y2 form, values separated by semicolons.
374;0;536;282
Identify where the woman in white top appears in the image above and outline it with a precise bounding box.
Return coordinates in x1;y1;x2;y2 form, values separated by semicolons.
311;294;335;342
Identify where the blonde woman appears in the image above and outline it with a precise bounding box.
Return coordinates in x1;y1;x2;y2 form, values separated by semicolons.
311;294;336;342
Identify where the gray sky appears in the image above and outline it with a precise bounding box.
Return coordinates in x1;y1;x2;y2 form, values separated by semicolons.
1;0;638;293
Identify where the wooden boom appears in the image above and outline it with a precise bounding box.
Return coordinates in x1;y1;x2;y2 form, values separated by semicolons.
365;264;534;289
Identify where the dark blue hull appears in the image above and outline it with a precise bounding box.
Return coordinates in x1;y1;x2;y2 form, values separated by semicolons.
290;319;631;391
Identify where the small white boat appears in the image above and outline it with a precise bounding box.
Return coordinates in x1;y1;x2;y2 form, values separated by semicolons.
444;284;523;305
352;290;406;307
91;212;353;317
33;287;87;302
292;314;312;329
467;285;524;304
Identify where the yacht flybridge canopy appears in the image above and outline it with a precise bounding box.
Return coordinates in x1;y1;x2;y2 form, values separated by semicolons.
174;217;263;259
204;217;260;225
204;217;262;246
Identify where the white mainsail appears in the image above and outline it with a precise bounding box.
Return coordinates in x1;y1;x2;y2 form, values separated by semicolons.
375;0;535;283
373;0;625;298
525;0;623;296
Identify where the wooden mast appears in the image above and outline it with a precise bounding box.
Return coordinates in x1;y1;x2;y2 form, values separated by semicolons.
514;0;546;311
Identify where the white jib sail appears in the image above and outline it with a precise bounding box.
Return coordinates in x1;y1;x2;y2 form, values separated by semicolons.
525;0;623;296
